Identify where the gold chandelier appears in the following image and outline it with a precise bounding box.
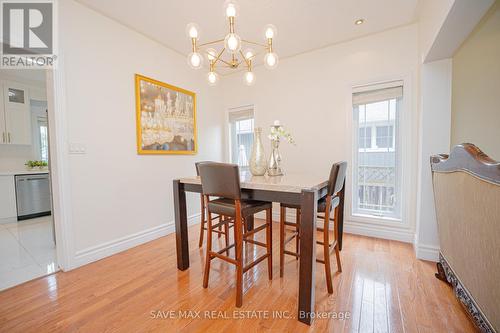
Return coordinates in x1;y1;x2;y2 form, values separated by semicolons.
186;0;278;86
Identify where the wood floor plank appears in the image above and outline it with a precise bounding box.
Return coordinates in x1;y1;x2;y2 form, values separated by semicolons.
0;220;477;332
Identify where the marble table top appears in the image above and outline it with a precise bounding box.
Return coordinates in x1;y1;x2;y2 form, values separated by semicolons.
179;171;329;193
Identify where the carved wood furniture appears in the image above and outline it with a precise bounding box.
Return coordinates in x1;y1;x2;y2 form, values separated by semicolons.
431;143;500;333
279;162;346;295
173;171;345;325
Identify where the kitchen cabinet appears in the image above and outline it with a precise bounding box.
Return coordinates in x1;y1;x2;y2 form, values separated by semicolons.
0;81;31;145
0;175;17;222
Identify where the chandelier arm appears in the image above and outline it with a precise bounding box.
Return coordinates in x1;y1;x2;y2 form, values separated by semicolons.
214;48;226;63
239;50;250;68
241;39;268;48
198;39;225;48
215;57;234;67
247;52;261;61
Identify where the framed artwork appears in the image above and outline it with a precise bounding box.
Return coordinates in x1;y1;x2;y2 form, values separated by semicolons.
135;74;197;154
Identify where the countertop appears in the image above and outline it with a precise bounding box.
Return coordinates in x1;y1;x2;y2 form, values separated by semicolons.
0;169;50;176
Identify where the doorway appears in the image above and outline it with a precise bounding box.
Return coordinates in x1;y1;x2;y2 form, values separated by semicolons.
0;69;58;290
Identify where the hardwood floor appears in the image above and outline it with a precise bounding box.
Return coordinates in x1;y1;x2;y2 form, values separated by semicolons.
0;220;476;332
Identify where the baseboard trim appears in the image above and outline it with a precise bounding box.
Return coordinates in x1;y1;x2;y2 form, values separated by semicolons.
73;213;201;269
414;243;440;262
257;210;415;243
0;216;17;224
343;221;414;243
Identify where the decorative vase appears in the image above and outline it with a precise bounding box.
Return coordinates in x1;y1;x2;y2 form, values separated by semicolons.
267;138;283;176
249;127;267;176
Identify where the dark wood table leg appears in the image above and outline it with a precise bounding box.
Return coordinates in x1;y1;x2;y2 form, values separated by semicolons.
298;189;317;325
174;180;189;270
338;180;345;251
245;215;254;231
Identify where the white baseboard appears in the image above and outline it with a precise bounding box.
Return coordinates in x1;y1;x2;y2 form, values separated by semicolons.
414;243;440;262
72;213;201;269
0;216;17;224
257;210;414;241
343;221;414;243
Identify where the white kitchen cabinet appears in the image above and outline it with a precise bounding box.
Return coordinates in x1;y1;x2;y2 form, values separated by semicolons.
0;176;17;222
0;81;31;145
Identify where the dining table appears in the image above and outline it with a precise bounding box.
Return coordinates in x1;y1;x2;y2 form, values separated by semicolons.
173;171;345;325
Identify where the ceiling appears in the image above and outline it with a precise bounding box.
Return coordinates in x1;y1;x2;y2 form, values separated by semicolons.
76;0;419;70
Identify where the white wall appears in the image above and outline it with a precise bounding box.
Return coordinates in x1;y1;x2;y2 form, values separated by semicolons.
221;24;419;241
413;0;495;262
58;0;224;268
451;0;500;159
415;59;452;261
418;0;455;61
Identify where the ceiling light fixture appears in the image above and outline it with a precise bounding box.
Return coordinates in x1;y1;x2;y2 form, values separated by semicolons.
185;0;278;86
354;19;365;25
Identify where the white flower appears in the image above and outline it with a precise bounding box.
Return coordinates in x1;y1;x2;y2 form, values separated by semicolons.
268;123;296;145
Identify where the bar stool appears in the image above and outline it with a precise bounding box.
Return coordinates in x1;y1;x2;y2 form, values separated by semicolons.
198;162;273;307
279;161;347;294
196;162;231;248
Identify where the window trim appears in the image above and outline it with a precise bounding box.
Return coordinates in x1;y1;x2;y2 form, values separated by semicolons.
352;97;402;220
345;75;416;233
226;104;255;165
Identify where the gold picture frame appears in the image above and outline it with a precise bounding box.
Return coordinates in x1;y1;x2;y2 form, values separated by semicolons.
135;74;197;155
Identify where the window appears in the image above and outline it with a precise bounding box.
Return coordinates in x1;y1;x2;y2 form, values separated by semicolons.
8;88;25;104
352;83;402;219
38;117;49;162
376;125;394;149
358;127;371;149
228;107;254;170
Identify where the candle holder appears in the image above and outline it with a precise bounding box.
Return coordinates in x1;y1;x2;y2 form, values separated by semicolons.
267;128;283;176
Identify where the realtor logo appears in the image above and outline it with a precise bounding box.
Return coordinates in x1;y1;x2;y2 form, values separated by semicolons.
1;0;56;68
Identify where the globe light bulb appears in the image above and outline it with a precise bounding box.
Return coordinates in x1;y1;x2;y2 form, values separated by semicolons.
264;24;277;39
187;52;203;69
224;33;241;53
264;52;278;69
185;23;200;39
226;3;237;17
206;48;218;61
244;71;255;86
207;71;219;86
243;48;255;60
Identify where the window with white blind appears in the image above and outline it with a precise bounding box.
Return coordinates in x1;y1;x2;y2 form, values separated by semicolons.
352;82;403;219
228;107;254;170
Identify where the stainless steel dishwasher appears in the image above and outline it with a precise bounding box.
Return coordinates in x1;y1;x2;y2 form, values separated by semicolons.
15;173;52;220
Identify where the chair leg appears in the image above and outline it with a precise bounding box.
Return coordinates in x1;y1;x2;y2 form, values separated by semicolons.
224;216;230;255
266;207;273;280
295;208;300;260
323;202;334;294
218;215;222;238
198;195;205;248
334;206;342;272
235;204;244;307
279;206;285;278
203;201;212;288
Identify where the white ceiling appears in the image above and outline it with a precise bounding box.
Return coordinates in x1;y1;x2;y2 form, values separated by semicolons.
76;0;419;69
